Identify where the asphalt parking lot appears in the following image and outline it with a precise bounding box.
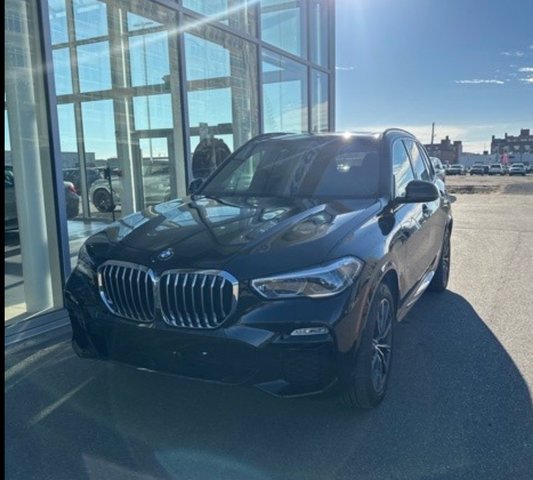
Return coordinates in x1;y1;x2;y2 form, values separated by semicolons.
6;176;533;480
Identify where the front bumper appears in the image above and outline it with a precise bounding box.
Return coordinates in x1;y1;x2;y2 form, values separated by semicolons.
65;269;366;397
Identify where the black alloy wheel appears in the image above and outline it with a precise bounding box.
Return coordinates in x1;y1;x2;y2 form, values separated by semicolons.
341;282;395;409
370;297;393;394
93;189;114;213
428;229;451;292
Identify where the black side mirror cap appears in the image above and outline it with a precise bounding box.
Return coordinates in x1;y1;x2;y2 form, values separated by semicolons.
397;180;439;204
189;178;204;194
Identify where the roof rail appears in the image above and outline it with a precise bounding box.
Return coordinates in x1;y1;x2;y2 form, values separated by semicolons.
382;128;416;138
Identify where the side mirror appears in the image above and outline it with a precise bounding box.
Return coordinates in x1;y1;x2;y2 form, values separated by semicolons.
188;178;204;194
397;180;439;204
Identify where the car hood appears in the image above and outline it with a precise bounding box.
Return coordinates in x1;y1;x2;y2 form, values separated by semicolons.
90;195;382;279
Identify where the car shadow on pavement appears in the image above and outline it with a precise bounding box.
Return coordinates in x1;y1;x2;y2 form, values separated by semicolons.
5;291;533;480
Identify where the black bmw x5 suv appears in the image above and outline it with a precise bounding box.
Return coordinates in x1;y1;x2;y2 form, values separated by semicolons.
65;130;453;408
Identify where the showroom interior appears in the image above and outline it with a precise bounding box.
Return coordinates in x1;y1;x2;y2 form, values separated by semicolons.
4;0;335;340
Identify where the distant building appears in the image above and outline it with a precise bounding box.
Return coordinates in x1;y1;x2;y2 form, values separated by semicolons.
491;129;532;155
425;136;463;164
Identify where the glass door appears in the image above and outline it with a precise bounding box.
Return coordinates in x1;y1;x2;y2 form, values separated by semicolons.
131;129;175;210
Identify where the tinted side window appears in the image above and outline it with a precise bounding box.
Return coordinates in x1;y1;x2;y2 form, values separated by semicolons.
392;140;415;198
417;143;435;178
404;139;430;181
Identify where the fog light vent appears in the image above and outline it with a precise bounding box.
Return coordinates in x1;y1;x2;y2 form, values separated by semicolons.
290;327;328;336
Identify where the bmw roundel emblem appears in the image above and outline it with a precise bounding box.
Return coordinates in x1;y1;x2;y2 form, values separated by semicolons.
158;248;174;261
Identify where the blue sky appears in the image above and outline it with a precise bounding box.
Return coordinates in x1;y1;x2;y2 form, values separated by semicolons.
335;0;533;152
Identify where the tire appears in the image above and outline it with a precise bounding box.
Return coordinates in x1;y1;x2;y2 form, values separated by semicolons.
340;283;395;409
93;189;114;213
428;228;451;292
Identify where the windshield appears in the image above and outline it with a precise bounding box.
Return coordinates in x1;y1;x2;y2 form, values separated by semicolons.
201;137;381;199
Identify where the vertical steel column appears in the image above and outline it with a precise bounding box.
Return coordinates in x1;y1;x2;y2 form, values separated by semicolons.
177;11;192;188
328;0;336;132
167;11;187;197
107;3;136;214
37;0;73;292
306;1;313;133
65;0;91;219
5;0;55;313
255;1;264;134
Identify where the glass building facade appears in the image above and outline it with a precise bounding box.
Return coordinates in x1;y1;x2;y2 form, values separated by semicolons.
4;0;335;337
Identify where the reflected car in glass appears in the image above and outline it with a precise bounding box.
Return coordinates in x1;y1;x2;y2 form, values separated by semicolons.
65;131;453;409
5;166;79;230
63;167;103;193
89;160;171;212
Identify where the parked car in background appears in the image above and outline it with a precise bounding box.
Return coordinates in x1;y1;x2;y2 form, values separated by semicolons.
5;166;79;230
430;157;446;181
469;163;488;175
89;160;171;212
508;163;527;176
488;164;505;176
526;164;533;174
446;164;466;175
63;167;103;193
66;130;453;409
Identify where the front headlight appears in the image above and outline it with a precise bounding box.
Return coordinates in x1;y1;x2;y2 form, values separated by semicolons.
77;243;95;280
250;257;363;299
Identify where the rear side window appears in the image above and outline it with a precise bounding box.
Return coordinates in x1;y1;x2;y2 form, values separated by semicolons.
392;140;415;198
403;139;431;181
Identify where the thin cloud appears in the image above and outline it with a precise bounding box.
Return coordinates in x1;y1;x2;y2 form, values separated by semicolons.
501;51;525;57
518;67;533;72
336;66;355;71
519;77;533;83
455;79;505;85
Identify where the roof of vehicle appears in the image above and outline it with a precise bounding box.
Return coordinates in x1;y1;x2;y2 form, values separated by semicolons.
253;129;419;145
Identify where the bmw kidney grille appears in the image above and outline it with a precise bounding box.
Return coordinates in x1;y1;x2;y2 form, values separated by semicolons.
97;261;238;329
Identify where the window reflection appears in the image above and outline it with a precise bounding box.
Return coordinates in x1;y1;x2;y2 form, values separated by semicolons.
48;0;68;44
312;70;329;132
392;141;415;197
77;42;112;92
183;0;256;36
129;31;170;87
310;0;330;67
52;48;72;95
261;0;306;58
133;95;173;130
184;20;259;179
73;0;108;40
262;50;308;133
